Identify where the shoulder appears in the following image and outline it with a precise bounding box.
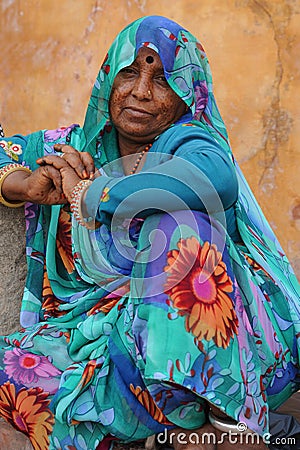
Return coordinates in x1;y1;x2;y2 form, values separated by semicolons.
154;123;225;155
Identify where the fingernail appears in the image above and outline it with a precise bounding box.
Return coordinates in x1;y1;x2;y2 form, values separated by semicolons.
83;170;88;178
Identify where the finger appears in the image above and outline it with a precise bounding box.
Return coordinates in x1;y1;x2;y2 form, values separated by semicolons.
36;155;69;170
51;145;87;179
44;165;63;194
53;143;76;153
59;152;88;179
80;152;95;178
54;144;94;179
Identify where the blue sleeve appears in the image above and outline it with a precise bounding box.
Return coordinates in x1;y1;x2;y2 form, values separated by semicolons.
0;134;30;168
0;126;81;170
84;127;238;227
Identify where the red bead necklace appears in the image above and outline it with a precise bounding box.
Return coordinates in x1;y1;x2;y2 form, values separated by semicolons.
129;143;152;175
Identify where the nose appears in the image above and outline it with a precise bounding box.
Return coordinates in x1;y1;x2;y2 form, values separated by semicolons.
131;73;152;100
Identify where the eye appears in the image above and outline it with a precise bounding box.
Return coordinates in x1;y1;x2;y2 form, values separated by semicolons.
155;74;169;86
119;67;137;76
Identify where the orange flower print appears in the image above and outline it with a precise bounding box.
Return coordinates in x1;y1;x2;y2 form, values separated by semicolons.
0;382;54;450
56;208;75;274
41;269;64;319
243;253;274;281
77;360;98;390
129;384;171;425
164;237;238;349
87;282;130;316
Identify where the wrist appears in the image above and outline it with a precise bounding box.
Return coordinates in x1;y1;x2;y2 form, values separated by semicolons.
0;164;32;206
70;179;93;227
70;179;101;229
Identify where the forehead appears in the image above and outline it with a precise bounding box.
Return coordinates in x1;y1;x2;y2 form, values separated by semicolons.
132;47;163;69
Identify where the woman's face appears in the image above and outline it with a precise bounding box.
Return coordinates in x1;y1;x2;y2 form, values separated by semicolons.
109;47;187;146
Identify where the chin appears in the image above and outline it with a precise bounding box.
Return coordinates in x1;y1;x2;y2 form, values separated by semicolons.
119;128;157;142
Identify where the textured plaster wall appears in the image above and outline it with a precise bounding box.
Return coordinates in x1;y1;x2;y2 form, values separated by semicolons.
0;0;299;335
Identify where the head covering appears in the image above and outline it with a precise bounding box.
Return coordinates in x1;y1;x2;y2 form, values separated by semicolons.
81;15;299;303
83;16;228;154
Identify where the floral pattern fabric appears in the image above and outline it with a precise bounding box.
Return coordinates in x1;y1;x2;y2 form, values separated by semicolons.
164;237;238;349
0;15;300;450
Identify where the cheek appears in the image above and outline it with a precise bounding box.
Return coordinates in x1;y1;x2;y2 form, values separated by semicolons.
109;88;122;118
158;96;174;113
157;94;185;122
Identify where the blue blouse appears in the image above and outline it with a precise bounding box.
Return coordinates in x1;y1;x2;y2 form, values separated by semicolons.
0;125;240;241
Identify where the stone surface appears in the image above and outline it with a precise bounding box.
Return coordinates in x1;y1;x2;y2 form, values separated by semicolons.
0;206;26;335
0;418;33;450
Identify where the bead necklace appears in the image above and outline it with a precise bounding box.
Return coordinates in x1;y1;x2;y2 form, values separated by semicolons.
129;143;152;175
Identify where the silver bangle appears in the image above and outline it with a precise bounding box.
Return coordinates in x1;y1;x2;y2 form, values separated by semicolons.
208;410;249;434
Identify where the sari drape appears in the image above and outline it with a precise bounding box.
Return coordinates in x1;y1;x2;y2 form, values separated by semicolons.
0;15;300;450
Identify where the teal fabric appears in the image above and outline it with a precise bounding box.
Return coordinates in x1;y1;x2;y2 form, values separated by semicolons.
0;15;299;450
84;125;239;232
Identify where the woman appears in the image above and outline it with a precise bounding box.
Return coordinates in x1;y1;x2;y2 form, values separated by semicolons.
0;15;299;450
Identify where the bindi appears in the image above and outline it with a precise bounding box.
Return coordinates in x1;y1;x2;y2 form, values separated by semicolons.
146;55;154;64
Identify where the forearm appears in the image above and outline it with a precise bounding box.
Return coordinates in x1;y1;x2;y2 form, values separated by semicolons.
83;156;238;227
83;128;239;226
0;126;83;206
1;170;31;202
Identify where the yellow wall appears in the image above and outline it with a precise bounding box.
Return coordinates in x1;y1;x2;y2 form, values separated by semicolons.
1;0;299;277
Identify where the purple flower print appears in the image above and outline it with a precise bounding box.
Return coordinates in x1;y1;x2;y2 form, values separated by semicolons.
4;348;61;394
44;124;79;142
24;202;38;232
194;81;208;120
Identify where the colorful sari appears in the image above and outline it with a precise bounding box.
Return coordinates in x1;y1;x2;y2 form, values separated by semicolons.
0;15;300;450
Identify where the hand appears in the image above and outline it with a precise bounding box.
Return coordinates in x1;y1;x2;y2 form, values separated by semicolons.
2;165;67;205
2;146;95;206
36;154;84;203
25;165;69;204
53;144;95;180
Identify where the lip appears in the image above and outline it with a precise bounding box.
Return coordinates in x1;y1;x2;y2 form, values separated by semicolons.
123;106;153;117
